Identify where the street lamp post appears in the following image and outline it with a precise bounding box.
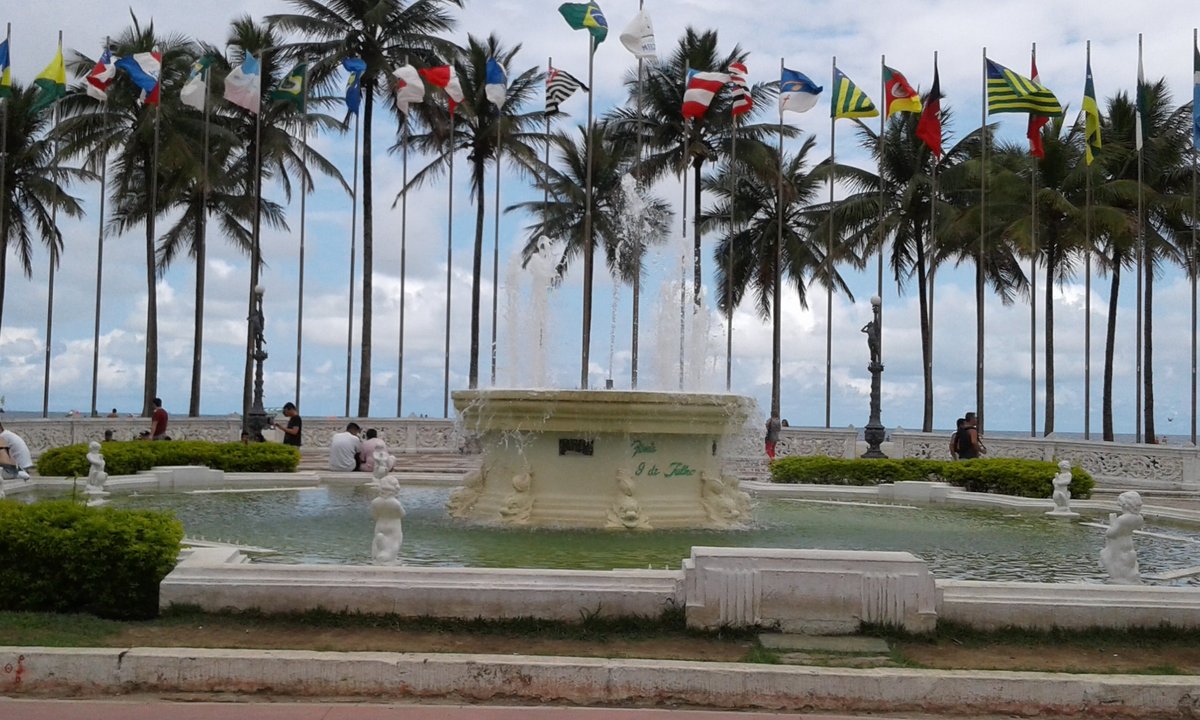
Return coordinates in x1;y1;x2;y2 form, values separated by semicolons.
862;296;888;459
246;284;272;440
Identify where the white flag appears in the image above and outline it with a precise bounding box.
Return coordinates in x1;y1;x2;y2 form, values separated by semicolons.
224;55;261;114
392;64;425;113
619;9;656;59
179;56;211;111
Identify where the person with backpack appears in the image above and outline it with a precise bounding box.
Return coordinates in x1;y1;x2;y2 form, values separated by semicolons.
957;412;985;460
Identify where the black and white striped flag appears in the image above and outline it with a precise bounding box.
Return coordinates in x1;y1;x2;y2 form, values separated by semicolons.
546;66;588;115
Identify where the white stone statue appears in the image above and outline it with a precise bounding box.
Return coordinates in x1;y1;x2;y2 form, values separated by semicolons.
606;470;652;530
1045;460;1079;519
372;446;392;484
701;472;743;527
370;476;406;565
446;468;485;518
84;441;111;507
1100;490;1144;585
499;472;534;525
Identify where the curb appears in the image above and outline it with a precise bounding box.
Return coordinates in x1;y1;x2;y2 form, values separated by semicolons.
3;647;1199;718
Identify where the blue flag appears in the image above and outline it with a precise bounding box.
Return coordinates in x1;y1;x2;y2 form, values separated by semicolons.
485;57;507;109
344;57;367;115
779;67;822;114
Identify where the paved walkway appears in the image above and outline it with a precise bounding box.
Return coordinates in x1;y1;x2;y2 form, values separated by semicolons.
0;701;924;720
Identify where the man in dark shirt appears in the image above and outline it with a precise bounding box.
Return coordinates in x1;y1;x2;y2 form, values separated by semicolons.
957;411;984;459
275;402;302;447
149;398;169;440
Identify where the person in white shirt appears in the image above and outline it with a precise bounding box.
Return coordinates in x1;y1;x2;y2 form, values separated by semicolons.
328;422;362;471
0;423;33;481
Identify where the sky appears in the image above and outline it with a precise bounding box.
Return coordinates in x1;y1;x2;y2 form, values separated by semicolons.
1;0;1199;438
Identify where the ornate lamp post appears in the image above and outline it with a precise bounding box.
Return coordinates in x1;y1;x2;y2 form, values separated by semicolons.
861;296;887;459
246;285;272;440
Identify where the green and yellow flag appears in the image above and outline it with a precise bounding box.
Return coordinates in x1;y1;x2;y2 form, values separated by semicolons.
30;44;67;114
1082;59;1102;165
559;2;608;46
272;62;308;111
0;39;12;99
831;67;878;119
986;58;1062;115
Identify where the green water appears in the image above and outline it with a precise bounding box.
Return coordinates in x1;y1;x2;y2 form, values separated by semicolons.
108;485;1200;582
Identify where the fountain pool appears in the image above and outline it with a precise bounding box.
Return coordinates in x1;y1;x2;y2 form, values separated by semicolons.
106;484;1200;583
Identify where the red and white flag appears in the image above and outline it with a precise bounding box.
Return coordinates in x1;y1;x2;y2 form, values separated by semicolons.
392;64;425;113
419;65;464;113
681;70;730;120
728;62;751;117
86;48;117;101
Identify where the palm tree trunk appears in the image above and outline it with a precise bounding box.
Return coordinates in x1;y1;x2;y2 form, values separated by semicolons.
915;234;933;432
469;155;486;389
1103;262;1121;441
1043;247;1055;436
142;152;158;417
1144;260;1155;441
357;87;374;417
189;209;205;416
692;159;703;309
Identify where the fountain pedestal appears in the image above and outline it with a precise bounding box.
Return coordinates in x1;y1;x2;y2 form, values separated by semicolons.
451;389;754;529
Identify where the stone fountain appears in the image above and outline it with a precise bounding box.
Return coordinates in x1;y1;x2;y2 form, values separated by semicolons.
449;388;754;529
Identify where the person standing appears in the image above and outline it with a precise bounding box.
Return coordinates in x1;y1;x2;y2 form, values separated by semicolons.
149;398;169;440
329;422;362;471
949;418;965;460
764;415;782;459
957;412;985;460
0;423;33;480
274;402;302;447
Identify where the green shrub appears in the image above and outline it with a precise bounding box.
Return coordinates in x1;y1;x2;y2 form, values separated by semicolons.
770;455;1094;499
36;440;299;477
0;500;183;619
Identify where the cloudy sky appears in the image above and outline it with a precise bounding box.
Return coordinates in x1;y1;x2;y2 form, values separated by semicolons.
1;0;1198;438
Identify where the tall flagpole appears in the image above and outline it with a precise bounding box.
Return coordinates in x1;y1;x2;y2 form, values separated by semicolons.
295;60;310;408
243;52;264;429
42;34;62;419
542;57;552;384
877;54;885;342
1084;40;1094;440
726;101;736;391
678;61;689;392
771;57;784;420
90;37;110;418
580;34;597;390
189;50;211;417
0;24;7;347
1135;33;1144;443
928;51;940;412
490;112;502;386
443;103;456;416
632;9;644;390
344;112;360;418
826;55;836;429
1029;42;1039;437
1192;28;1198;446
397;108;410;416
978;46;988;433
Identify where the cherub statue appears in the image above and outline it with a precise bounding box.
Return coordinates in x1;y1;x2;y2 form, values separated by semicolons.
371;476;406;565
1045;460;1078;518
606;469;652;530
1100;490;1144;585
86;441;108;490
499;472;534;525
447;468;485;518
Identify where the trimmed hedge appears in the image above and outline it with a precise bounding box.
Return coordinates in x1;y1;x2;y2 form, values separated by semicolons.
36;440;300;477
0;500;183;619
770;456;1094;499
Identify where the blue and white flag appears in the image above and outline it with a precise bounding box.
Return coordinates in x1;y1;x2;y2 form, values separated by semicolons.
224;54;261;113
779;67;822;114
116;51;162;104
344;57;367;115
485;57;507;109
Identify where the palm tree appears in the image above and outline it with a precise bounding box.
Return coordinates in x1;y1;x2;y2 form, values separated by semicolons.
609;28;778;312
0;82;90;340
826;106;979;431
702;134;852;418
269;0;462;416
402;34;545;389
55;16;197;416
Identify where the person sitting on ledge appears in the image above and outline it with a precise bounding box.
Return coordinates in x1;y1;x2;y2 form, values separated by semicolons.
0;422;33;481
329;422;362;472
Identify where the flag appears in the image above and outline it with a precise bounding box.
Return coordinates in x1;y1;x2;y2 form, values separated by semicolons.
619;8;655;58
419;64;465;113
116;51;162;105
271;62;307;111
831;67;878;119
915;60;943;158
1082;58;1102;165
559;2;608;47
223;53;261;113
85;48;117;102
682;69;730;120
179;55;212;111
985;58;1062;115
1193;39;1200;148
485;57;507;109
30;45;67;114
545;65;587;115
779;67;822;114
392;64;425;114
728;62;751;117
0;39;10;99
883;64;921;116
1027;57;1050;158
1135;49;1149;151
343;56;366;115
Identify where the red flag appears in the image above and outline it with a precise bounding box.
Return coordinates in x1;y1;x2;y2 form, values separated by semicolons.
1027;57;1049;158
915;60;942;159
728;62;751;117
681;70;730;119
418;65;464;113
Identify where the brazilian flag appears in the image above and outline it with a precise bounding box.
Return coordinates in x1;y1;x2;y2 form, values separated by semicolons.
272;62;308;111
559;2;608;46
